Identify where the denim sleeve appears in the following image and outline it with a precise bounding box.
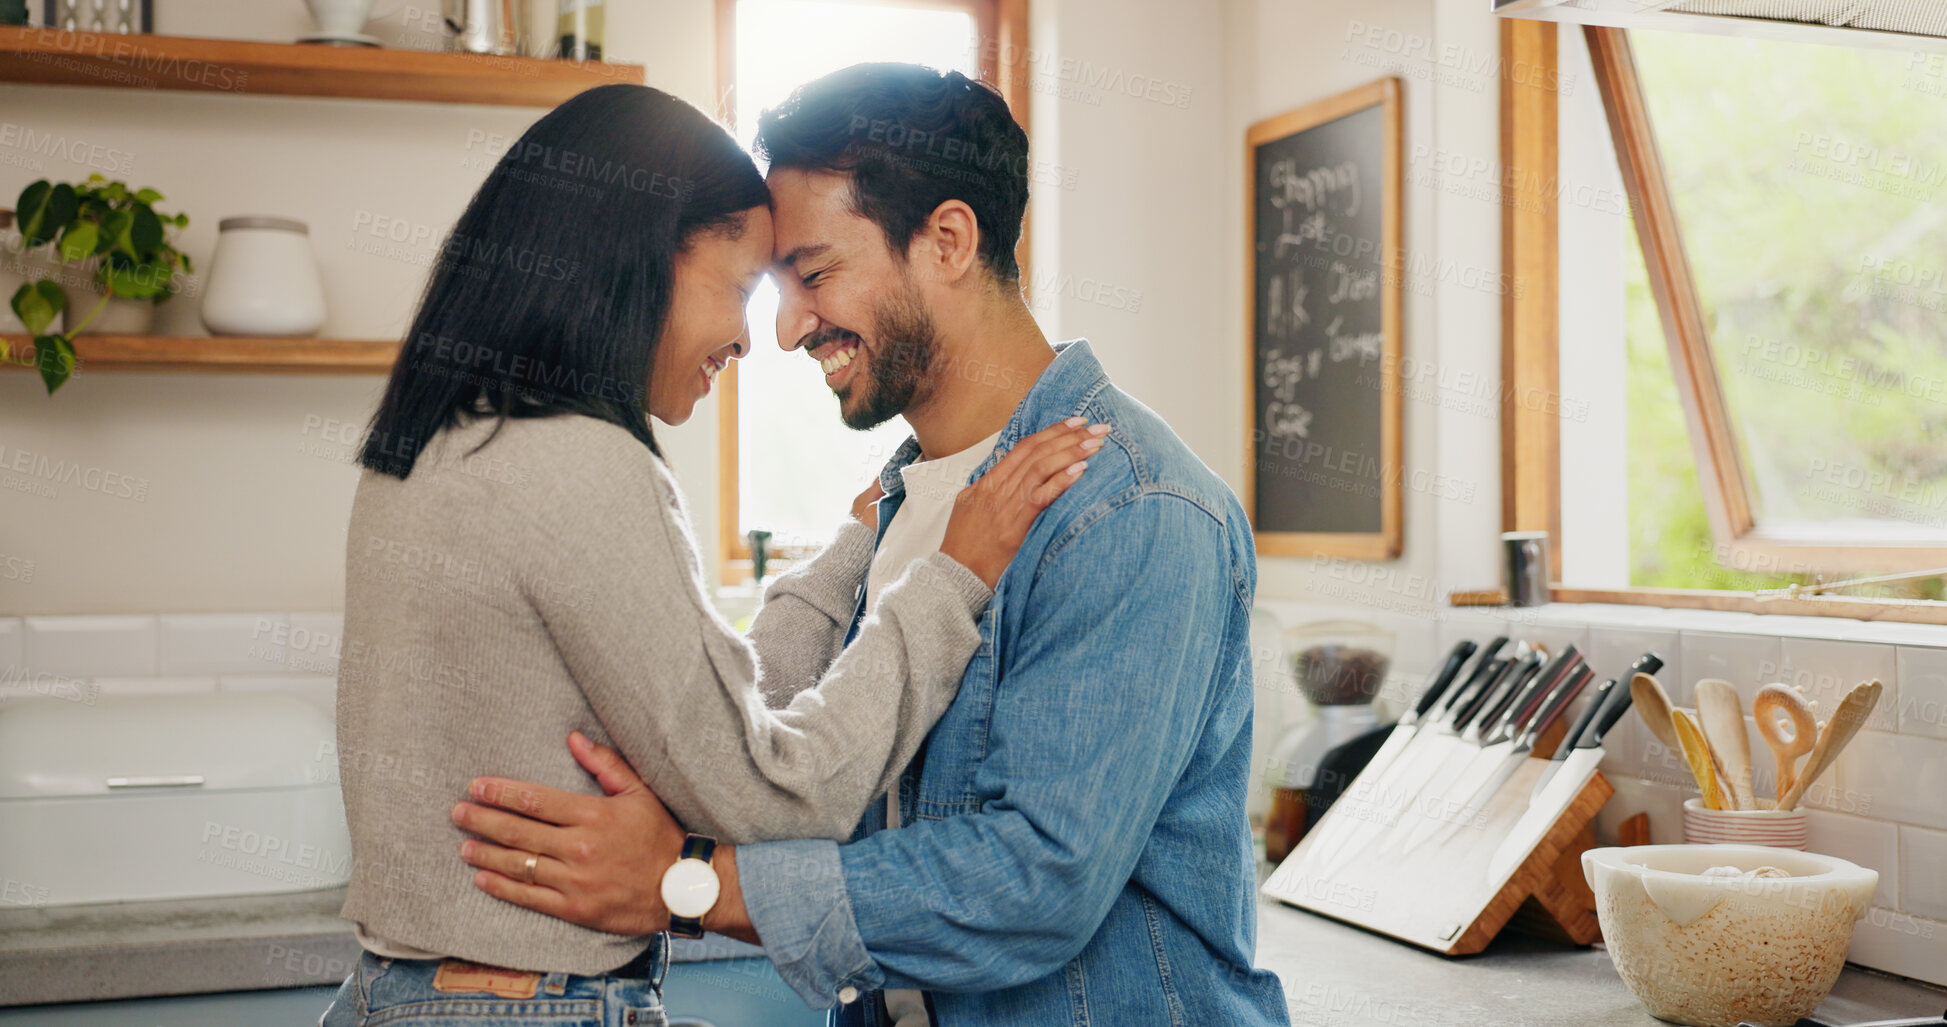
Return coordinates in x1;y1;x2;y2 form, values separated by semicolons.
736;839;874;1008
741;494;1235;1001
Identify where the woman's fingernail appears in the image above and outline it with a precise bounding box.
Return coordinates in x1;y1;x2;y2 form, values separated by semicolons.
1088;423;1112;436
461;841;474;860
1081;437;1104;452
1064;415;1086;427
1067;461;1087;476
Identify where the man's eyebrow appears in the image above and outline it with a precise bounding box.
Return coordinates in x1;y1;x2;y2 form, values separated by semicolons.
776;244;831;269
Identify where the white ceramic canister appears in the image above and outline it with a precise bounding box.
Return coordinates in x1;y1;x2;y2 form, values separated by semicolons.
1682;797;1809;849
200;216;327;337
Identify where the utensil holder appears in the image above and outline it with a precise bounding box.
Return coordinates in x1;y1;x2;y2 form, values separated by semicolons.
1681;798;1807;850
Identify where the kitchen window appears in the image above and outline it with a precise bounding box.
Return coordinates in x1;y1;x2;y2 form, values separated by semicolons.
714;0;1028;585
1504;19;1947;620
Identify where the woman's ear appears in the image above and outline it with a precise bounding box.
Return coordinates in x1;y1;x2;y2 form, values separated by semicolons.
916;199;981;285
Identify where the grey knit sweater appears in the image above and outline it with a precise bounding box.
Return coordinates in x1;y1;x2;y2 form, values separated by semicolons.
335;412;990;974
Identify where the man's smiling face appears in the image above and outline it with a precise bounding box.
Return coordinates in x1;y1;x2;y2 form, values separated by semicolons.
768;166;939;431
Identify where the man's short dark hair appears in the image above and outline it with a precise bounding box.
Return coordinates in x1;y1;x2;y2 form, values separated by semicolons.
754;62;1030;283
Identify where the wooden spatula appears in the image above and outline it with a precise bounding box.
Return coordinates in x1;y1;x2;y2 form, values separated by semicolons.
1631;672;1681;753
1696;679;1753;810
1777;679;1883;812
1671;706;1728;810
1754;683;1817;802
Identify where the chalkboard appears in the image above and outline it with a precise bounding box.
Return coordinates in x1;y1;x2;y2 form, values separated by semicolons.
1245;78;1402;560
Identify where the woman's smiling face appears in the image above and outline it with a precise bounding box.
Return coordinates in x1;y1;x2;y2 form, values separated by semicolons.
650;206;775;426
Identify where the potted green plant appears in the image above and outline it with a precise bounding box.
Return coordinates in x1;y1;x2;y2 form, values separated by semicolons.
6;176;193;393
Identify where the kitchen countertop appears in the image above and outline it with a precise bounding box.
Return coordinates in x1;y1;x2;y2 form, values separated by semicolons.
6;884;1944;1021
1257;896;1947;1026
0;886;763;1007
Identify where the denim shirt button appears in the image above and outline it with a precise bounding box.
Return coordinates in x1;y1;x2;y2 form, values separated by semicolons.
838;985;860;1004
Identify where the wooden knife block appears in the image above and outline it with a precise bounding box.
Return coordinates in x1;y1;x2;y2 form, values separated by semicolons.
1261;756;1612;956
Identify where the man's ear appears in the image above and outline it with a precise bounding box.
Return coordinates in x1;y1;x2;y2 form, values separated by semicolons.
912;199;981;286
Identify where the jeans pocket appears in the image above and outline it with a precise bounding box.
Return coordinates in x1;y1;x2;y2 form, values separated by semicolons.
318;971;359;1027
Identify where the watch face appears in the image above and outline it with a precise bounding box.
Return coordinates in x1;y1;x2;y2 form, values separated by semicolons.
661;857;720;919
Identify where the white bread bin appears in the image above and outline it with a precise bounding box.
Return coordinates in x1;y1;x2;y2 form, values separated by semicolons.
0;693;350;906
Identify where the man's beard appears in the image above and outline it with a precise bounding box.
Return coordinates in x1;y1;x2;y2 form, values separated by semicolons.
838;279;937;431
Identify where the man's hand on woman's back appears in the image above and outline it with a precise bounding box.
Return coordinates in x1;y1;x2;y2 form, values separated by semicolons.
452;731;687;937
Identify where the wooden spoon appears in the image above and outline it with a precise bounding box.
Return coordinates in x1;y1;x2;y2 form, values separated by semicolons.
1754;683;1817;802
1671;706;1728;810
1631;671;1682;753
1696;678;1753;810
1777;679;1883;812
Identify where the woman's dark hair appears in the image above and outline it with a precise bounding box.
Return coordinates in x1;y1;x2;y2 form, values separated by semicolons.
360;84;769;477
754;63;1029;282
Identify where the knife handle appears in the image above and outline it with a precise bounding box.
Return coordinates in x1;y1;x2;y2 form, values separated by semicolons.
1554;676;1614;759
1439;637;1507;717
1498;647;1582;740
1409;640;1478;725
1522;665;1593;748
1630;650;1666;680
1582;673;1637;747
1473;651;1544;734
1444;657;1507;729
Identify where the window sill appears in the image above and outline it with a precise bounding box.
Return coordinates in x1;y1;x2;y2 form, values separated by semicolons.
1550;586;1947;630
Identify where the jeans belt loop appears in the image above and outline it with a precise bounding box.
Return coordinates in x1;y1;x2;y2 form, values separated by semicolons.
653;932;669;991
543;971;570;996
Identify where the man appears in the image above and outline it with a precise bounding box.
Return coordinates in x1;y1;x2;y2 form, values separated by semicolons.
449;63;1290;1025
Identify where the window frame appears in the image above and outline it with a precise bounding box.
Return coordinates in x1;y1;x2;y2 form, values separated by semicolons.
1500;20;1947;624
712;0;1031;586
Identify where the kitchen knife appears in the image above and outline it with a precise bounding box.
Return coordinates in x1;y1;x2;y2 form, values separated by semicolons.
1344;639;1479;795
1402;654;1586;856
1298;639;1481;871
1418;663;1594;851
1530;650;1664;801
1487;668;1643;884
1366;647;1546;858
1310;644;1517;877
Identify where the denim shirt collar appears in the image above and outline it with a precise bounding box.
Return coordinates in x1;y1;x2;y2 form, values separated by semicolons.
873;339;1107;497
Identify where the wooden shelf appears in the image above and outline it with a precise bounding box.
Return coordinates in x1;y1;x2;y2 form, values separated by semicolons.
0;26;642;106
2;334;399;374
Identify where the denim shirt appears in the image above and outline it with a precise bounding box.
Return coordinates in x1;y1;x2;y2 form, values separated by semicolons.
736;341;1290;1027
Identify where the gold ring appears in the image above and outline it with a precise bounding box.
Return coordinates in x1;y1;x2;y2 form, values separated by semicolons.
522;854;539;883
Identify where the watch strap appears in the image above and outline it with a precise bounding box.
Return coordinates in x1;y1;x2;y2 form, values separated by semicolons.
668;834;718;940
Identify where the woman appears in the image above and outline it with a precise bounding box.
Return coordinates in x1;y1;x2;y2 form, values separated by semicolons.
320;84;1095;1025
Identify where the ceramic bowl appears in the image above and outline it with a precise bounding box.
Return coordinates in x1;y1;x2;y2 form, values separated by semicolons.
1583;844;1876;1027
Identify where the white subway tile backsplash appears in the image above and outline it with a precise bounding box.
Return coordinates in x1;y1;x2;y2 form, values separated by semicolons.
284;612;344;678
1584;624;1682;694
1776;638;1898;733
0;618;20;676
1803;809;1897;908
92;676;216;697
219;674;337;719
1836;731;1947;831
1901;825;1947;922
1678;630;1780;708
23;615;157;679
1897;645;1947;740
1598;774;1691;846
158;613;289;676
1849;906;1947;988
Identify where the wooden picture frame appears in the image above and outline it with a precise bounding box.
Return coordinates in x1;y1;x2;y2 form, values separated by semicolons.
1244;78;1403;561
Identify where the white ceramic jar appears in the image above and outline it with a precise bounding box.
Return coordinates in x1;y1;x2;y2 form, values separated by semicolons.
200;216;327;337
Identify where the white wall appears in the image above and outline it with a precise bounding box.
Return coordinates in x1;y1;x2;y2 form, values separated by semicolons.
0;0;832;614
1225;0;1505;674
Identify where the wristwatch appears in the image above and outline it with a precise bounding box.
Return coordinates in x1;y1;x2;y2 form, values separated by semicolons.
660;834;720;939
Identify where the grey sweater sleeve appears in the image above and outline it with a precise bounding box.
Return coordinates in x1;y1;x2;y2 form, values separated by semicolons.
743;519;875;707
524;435;987;844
